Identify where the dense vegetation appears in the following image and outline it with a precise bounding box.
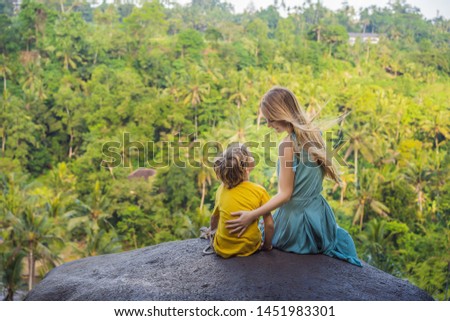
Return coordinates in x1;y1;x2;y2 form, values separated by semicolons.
0;0;448;300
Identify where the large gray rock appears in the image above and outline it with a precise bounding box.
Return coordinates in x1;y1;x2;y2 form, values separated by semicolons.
25;238;433;301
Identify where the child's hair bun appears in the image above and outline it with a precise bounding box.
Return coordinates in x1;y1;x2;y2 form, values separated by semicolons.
214;143;252;189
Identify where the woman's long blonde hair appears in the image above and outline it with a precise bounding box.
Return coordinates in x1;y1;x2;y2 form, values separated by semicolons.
260;86;341;184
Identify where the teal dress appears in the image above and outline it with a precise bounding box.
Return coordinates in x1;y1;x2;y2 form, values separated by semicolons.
269;132;362;267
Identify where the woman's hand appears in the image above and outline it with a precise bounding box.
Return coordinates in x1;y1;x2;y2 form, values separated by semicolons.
226;210;256;237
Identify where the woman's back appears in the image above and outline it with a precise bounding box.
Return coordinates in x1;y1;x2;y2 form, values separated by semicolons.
278;132;324;201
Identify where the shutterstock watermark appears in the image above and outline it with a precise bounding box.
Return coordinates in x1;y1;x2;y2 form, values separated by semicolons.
100;132;348;169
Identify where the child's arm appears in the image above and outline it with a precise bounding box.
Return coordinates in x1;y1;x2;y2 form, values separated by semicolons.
210;211;219;231
209;184;223;232
261;214;274;251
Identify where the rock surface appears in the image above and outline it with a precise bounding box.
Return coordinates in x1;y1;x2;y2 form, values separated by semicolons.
25;238;433;301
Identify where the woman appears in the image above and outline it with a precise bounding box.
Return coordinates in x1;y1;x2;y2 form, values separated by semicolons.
226;86;362;266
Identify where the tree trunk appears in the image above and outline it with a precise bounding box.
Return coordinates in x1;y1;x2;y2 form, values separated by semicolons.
68;128;74;159
5;287;14;301
418;189;423;213
194;105;198;140
108;165;115;180
239;128;245;141
2;130;5;155
28;249;34;291
395;119;400;145
34;23;39;48
200;180;206;211
435;132;440;169
355;148;359;195
340;181;346;205
359;199;365;230
257;109;262;130
445;262;449;300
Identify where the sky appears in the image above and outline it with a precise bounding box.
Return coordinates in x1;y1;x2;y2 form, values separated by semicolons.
174;0;450;19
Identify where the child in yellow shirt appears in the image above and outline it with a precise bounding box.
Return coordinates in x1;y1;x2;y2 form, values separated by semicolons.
209;143;274;258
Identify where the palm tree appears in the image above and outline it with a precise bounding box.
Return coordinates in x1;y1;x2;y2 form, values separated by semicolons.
46;162;77;195
360;17;370;34
332;170;355;205
20;53;47;109
312;23;324;42
82;229;122;257
196;150;215;211
358;219;399;272
31;163;79;239
182;73;210;140
54;13;85;71
55;37;83;71
70;180;113;233
343;123;374;194
0;245;25;301
419;112;449;170
256;71;278;130
220;76;248;110
371;131;401;168
0;174;26;299
350;169;390;229
403;159;433;219
68;181;121;257
55;75;86;159
0;55;11;95
388;25;402;42
7;202;63;291
215;111;253;143
43;163;76;215
163;73;183;103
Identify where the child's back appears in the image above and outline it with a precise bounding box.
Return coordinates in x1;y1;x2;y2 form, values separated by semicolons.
212;181;270;258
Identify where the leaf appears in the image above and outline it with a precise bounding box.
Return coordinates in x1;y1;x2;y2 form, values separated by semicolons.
370;200;390;217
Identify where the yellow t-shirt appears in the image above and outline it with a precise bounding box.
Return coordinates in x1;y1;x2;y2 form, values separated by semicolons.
212;181;271;258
